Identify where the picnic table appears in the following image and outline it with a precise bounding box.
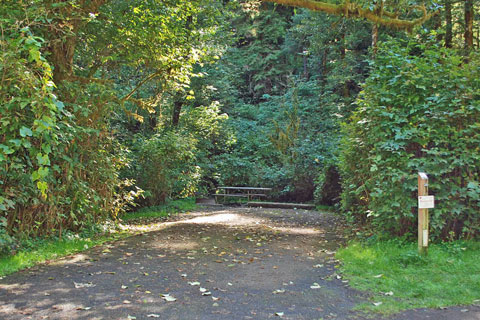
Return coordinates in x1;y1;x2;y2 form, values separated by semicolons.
214;186;272;204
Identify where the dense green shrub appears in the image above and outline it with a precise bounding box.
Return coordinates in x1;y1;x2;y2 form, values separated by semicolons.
0;20;56;206
340;39;480;239
0;7;130;243
134;131;200;205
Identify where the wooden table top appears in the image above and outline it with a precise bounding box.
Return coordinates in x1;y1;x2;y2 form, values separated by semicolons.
217;186;272;191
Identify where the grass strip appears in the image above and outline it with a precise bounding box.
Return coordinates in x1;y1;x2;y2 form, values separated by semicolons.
0;198;197;277
0;231;128;277
122;198;196;221
336;240;480;314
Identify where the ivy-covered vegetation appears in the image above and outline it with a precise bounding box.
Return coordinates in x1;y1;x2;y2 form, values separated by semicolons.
1;0;479;253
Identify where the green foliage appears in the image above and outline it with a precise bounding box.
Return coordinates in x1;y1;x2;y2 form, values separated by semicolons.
337;240;480;313
0;218;14;255
213;82;329;201
202;6;373;203
3;0;478;251
219;4;293;104
134;131;200;205
0;2;134;243
339;39;480;239
179;100;233;192
0;8;63;238
0;11;57;204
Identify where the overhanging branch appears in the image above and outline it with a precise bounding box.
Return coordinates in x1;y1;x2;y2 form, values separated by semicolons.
263;0;436;32
121;71;161;102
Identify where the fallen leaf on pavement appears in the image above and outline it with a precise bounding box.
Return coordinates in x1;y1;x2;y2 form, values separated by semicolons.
76;306;92;310
74;282;95;289
161;294;177;302
310;283;321;289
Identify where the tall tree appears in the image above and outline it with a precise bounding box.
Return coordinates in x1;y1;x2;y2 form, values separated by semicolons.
445;0;453;48
464;0;474;49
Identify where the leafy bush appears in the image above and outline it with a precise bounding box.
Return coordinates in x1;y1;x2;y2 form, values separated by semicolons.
0;7;126;241
0;21;58;211
134;131;200;205
339;39;480;239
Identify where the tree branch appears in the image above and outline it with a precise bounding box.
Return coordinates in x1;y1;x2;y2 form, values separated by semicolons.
121;72;161;102
262;0;436;31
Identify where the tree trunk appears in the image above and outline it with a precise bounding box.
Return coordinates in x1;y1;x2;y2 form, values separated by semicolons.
371;24;379;57
303;51;309;80
172;95;183;127
432;6;443;43
340;31;349;98
477;26;479;49
46;0;108;84
320;48;328;87
445;0;452;48
50;34;77;83
464;0;474;50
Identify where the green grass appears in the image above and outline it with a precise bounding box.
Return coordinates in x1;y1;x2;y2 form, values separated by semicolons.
121;198;197;221
0;231;127;277
336;240;480;314
315;204;335;212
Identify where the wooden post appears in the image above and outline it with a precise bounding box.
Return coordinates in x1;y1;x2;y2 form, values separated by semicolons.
418;172;429;256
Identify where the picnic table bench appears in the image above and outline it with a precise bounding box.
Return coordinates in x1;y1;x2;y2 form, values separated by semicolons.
214;186;272;204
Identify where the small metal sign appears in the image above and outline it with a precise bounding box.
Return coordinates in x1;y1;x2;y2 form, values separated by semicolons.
418;196;434;209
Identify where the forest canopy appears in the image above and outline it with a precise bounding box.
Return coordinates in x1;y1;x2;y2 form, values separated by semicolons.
0;0;479;252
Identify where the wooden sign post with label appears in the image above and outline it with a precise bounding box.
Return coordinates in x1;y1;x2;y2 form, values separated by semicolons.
418;172;434;256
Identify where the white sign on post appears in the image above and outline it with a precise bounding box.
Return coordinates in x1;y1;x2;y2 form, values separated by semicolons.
418;196;434;209
423;229;428;247
418;172;429;180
